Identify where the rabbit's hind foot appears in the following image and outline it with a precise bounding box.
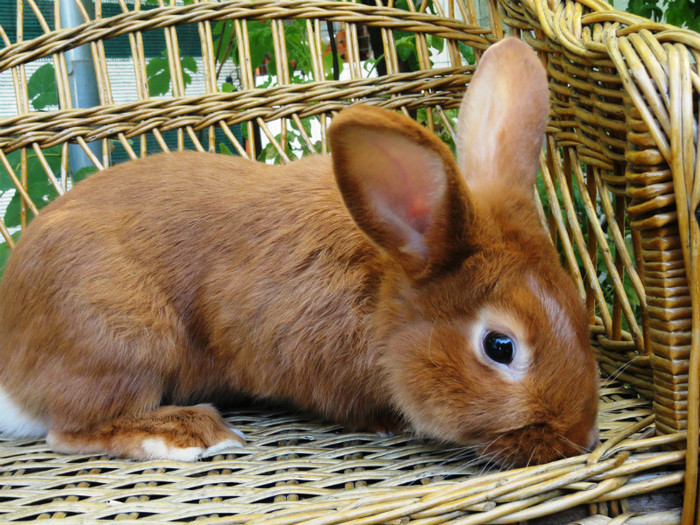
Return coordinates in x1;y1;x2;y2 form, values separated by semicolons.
46;403;245;461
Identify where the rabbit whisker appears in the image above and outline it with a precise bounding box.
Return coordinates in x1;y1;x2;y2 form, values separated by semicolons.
605;356;639;384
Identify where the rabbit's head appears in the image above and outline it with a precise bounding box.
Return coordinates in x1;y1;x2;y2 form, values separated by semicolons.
329;38;598;466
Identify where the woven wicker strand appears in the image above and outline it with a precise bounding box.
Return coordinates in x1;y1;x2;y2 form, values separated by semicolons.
492;0;699;519
0;382;679;523
0;1;493;72
0;0;697;521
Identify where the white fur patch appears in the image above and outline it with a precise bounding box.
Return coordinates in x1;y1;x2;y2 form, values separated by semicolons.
527;274;576;347
201;438;244;457
228;426;246;441
141;437;204;461
141;434;244;462
0;384;48;438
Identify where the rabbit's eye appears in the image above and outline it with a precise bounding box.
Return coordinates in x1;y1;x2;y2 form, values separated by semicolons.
482;331;514;365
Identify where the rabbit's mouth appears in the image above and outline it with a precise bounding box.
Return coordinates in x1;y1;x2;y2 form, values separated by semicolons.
473;422;598;468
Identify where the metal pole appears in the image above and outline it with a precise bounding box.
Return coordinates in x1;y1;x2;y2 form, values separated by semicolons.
60;1;102;176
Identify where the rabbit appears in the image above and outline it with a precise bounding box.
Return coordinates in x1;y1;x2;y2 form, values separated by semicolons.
0;37;599;466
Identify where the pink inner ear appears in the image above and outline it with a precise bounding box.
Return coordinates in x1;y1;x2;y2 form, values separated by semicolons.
405;194;431;234
343;129;446;254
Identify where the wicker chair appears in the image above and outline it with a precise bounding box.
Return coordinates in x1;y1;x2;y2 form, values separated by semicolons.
0;0;697;523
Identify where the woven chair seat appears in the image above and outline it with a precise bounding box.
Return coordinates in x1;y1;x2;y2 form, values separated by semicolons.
0;385;672;523
0;0;697;522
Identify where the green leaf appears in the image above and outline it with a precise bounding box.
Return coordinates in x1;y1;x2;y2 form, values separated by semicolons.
214;20;236;63
257;76;274;89
427;35;445;53
147;52;197;96
0;232;22;279
392;33;420;71
28;63;58;111
2;146;61;228
664;0;700;29
221;82;236;93
220;142;233;155
5;180;56;228
299;117;312;135
213;20;226;36
322;52;345;81
146;55;170;96
5;193;23;228
248;21;274;72
458;42;475;64
627;0;663;19
286;20;312;76
0;150;19;192
395;35;416;63
181;55;197;84
73;166;98;184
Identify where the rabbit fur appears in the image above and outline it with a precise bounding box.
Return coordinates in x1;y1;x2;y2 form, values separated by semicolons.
0;38;599;466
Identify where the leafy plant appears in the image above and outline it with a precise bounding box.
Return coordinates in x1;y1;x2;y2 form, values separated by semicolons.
28;63;58;110
213;19;319;84
416;107;459;155
0;1;481;279
627;0;700;31
74;166;99;183
2;148;61;228
0;146;61;276
0;62;63;237
255;116;321;163
535;164;642;332
147;50;197;96
0;232;20;278
0;63;94;275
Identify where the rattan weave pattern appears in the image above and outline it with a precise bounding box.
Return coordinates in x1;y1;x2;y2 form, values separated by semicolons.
488;0;699;518
0;68;473;153
0;380;677;524
0;0;492;71
0;0;697;521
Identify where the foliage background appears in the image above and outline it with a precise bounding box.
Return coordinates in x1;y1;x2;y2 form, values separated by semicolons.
625;0;700;31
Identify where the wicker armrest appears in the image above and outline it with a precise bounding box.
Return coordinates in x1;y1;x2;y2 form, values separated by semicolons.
492;0;699;519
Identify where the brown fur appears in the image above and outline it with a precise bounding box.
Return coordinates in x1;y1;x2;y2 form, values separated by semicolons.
47;405;243;460
0;39;598;466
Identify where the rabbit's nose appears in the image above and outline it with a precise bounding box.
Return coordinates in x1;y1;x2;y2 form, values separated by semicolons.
586;426;600;452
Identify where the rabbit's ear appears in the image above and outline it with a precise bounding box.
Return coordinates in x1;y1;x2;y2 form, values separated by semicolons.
329;105;474;280
457;38;549;194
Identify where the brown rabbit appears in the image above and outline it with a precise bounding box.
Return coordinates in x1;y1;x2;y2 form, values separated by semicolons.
0;38;598;466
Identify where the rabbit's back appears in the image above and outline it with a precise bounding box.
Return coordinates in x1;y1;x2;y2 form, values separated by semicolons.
0;151;389;435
